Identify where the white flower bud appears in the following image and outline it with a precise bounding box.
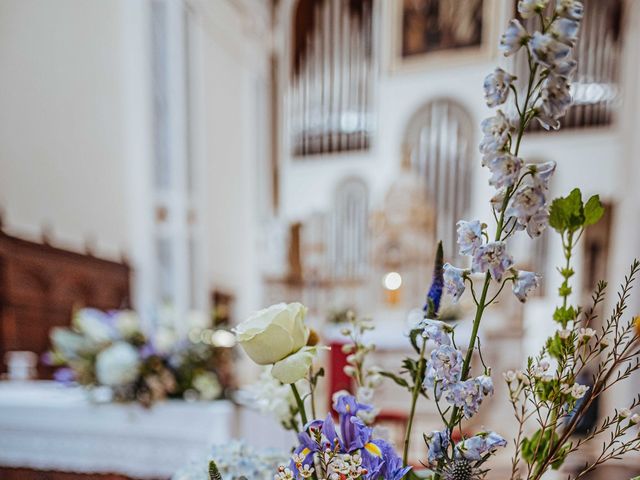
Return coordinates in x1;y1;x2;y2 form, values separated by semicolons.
630;414;640;425
341;344;355;354
558;329;572;340
503;370;517;383
618;408;632;419
343;365;357;377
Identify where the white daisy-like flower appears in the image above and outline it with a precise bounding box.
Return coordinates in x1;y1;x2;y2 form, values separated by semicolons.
500;19;529;56
569;383;589;399
578;327;596;341
483;68;516;107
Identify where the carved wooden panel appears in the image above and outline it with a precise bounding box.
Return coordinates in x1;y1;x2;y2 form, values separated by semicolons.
0;231;131;377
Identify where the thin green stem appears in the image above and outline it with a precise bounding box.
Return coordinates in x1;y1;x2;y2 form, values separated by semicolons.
290;383;308;427
402;337;428;466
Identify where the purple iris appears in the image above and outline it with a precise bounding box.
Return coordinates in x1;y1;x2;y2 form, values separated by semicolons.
289;395;410;479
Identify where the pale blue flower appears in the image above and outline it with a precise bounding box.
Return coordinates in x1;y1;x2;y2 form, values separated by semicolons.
500;19;529;56
425;429;450;464
517;0;549;19
550;58;577;79
513;270;541;302
483;68;516;107
420;319;452;347
549;18;580;46
477;374;494;396
482;152;523;189
479;110;513;154
455;431;507;461
527;161;556;190
525;210;550;237
472;241;514;282
445;379;483;419
529;32;571;68
457;220;484;256
424;345;464;392
541;75;573;120
506;185;547;223
556;0;584;20
443;263;467;303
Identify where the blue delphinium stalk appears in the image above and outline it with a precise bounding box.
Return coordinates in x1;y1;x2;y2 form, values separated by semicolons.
424;241;444;317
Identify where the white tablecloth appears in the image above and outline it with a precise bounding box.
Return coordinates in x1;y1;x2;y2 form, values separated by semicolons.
0;381;235;479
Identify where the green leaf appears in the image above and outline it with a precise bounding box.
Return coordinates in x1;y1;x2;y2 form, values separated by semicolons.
549;188;586;233
409;328;424;354
379;370;411;390
584;194;604;226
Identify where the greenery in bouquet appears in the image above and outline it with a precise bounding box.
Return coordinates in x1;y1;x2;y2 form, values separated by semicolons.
48;307;234;406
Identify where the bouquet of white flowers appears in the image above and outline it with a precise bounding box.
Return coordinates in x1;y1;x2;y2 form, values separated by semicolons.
48;308;233;406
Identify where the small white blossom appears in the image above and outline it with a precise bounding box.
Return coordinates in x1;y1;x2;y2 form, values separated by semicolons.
556;0;584;20
443;263;467;302
578;327;596;341
618;408;632;419
549;18;580;46
512;270;541;302
558;329;572;340
484;68;516;107
518;0;550;19
483;152;523;189
570;383;589;399
630;414;640;425
503;370;517;383
500;19;529;56
457;220;484;256
529;32;571;69
472;241;514;282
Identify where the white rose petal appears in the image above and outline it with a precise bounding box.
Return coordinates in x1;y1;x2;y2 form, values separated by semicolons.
271;346;319;384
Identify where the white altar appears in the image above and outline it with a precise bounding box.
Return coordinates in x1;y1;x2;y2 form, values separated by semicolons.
0;381;235;479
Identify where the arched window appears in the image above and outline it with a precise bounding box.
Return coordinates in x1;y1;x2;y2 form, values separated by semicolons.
329;177;369;280
403;99;474;261
289;0;375;157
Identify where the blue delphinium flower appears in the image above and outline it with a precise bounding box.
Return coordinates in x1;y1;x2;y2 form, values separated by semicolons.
425;429;450;464
455;431;507;461
424;241;444;316
443;263;467;303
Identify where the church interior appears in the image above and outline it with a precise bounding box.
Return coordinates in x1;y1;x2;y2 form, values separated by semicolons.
0;0;639;479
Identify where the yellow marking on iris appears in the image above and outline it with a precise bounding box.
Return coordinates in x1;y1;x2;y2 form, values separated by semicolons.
301;448;311;459
364;442;382;457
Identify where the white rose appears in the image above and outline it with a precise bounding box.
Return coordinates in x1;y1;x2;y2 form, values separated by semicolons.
114;311;142;338
74;309;113;343
95;341;140;386
235;302;309;365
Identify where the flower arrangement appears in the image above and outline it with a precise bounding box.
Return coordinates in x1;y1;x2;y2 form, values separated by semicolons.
48;308;234;406
210;1;640;479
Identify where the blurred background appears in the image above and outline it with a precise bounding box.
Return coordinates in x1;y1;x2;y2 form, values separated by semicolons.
0;0;639;479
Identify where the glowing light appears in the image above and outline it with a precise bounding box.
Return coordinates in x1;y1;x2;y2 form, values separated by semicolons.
383;271;402;291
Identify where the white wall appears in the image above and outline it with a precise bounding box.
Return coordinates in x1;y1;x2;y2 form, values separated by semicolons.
196;0;269;320
0;0;132;260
